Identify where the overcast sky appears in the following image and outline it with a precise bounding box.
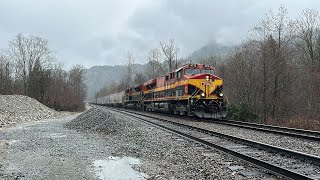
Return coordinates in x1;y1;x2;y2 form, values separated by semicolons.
0;0;319;68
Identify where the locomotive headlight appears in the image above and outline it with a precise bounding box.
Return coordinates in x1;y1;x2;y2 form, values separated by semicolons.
201;92;205;97
219;93;224;97
206;75;209;81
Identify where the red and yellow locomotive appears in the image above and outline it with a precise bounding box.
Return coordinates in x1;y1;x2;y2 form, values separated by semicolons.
122;64;227;118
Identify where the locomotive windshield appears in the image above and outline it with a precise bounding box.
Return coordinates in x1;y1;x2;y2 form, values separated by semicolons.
185;68;200;75
202;69;215;75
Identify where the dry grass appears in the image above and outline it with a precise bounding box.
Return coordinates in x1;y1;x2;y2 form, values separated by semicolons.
266;115;320;131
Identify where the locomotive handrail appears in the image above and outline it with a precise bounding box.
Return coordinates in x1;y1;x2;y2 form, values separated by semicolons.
140;93;147;100
190;88;200;98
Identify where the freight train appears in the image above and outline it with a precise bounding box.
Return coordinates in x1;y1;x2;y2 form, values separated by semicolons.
96;64;227;118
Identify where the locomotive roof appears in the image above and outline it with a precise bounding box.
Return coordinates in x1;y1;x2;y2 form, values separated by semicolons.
174;64;213;72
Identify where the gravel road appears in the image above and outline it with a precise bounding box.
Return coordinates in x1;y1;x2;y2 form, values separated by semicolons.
0;106;278;179
0;113;112;180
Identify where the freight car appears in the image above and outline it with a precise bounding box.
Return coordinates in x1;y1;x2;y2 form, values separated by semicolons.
96;64;227;118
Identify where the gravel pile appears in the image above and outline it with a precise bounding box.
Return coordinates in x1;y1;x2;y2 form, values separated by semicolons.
0;95;60;128
66;106;276;179
65;107;115;134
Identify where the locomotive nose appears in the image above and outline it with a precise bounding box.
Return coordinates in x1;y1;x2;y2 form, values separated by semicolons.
185;73;223;98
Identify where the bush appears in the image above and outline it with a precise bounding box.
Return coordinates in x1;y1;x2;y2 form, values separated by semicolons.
227;104;259;122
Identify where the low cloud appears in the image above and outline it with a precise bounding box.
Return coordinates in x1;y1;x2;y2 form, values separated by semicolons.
0;0;319;68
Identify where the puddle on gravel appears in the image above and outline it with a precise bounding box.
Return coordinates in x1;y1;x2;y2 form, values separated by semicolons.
49;133;66;138
8;140;20;145
93;156;148;180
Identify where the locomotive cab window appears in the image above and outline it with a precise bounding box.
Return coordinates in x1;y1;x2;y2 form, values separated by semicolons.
185;68;200;75
170;73;174;79
177;70;182;79
202;69;215;75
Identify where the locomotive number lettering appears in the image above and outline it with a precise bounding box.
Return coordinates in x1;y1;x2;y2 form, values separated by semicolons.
201;82;211;86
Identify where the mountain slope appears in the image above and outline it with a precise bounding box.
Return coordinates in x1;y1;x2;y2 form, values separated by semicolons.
187;42;232;60
84;64;145;98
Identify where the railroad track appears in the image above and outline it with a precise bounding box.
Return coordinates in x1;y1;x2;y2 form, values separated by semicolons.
104;106;320;180
209;118;320;141
109;106;320;141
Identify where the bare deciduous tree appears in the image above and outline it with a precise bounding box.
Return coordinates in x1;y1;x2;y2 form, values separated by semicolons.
253;5;295;119
7;34;52;95
0;53;13;94
1;34;86;112
67;65;87;110
160;38;179;72
134;72;147;84
219;7;320;129
296;9;320;68
146;48;165;79
123;51;135;87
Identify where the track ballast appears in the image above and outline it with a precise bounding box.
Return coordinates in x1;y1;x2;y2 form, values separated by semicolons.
104;106;320;180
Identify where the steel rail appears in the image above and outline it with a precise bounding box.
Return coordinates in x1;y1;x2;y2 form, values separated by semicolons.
92;103;320;141
104;106;320;180
210;119;320;141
